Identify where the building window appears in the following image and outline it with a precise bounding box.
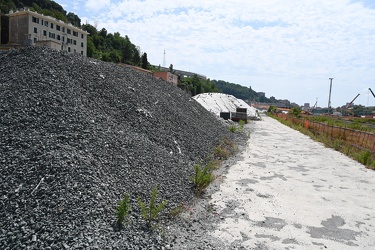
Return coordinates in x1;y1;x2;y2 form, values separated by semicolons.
73;31;78;37
56;25;60;31
67;38;72;44
49;32;55;39
81;51;83;55
43;30;47;36
34;38;37;43
50;23;54;29
44;21;49;27
67;29;71;35
57;35;60;40
68;47;71;52
34;27;37;33
81;42;84;47
32;16;39;24
62;36;65;42
81;34;84;39
62;27;65;32
73;40;77;45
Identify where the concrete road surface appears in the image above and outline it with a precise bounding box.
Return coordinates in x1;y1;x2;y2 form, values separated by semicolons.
208;115;375;249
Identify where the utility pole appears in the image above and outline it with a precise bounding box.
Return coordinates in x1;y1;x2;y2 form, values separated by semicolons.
328;78;333;114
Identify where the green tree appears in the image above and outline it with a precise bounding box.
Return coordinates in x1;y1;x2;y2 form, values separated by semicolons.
141;52;149;69
86;38;96;57
99;28;107;38
82;24;98;36
132;46;141;65
67;12;81;27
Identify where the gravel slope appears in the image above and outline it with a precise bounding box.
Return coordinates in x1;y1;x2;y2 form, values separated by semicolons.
0;47;236;249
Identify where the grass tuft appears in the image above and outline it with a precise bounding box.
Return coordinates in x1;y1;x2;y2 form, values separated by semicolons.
138;186;168;227
116;193;131;227
190;164;214;196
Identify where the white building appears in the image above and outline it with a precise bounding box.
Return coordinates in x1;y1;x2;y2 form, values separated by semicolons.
6;9;88;56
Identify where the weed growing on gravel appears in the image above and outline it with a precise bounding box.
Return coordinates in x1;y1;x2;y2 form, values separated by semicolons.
223;137;235;148
213;145;231;160
229;125;237;132
238;120;245;131
190;164;214;196
138;186;168;227
206;159;222;170
229;120;245;132
116;193;131;227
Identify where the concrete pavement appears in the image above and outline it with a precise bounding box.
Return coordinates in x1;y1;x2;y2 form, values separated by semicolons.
209;115;375;249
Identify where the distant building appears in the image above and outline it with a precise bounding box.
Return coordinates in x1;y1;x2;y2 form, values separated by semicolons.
5;9;88;56
153;72;178;85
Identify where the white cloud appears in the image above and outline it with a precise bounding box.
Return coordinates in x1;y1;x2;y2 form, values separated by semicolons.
85;0;111;12
81;0;375;106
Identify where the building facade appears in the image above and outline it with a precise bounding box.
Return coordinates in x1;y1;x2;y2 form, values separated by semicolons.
153;72;178;85
6;9;88;56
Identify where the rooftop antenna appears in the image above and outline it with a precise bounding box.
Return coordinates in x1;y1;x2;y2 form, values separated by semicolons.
162;49;166;68
328;78;333;114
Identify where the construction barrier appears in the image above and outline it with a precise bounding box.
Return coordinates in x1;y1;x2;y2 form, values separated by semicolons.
276;114;375;153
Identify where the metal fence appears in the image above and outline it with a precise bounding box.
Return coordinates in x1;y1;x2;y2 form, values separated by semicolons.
276;114;375;153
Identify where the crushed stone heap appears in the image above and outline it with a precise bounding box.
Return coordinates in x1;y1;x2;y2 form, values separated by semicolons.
0;47;234;249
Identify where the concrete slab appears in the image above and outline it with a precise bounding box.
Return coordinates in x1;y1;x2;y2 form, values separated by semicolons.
209;115;375;249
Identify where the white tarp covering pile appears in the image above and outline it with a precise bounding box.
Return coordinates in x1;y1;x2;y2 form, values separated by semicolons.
193;93;259;119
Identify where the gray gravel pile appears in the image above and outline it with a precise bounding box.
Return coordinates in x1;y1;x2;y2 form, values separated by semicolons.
0;46;234;249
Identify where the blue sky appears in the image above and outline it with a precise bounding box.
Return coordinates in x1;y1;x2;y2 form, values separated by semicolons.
54;0;375;107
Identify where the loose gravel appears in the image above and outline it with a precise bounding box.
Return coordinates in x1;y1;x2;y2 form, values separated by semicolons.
0;46;239;249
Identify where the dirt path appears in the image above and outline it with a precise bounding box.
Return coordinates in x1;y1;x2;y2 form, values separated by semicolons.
207;115;375;249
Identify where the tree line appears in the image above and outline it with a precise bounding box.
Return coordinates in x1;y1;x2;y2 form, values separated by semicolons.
212;80;272;102
81;24;149;69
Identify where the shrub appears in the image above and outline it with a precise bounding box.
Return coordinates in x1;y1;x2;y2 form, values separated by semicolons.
267;105;277;113
116;193;131;227
358;150;372;165
290;107;302;118
190;164;214;195
138;186;168;226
